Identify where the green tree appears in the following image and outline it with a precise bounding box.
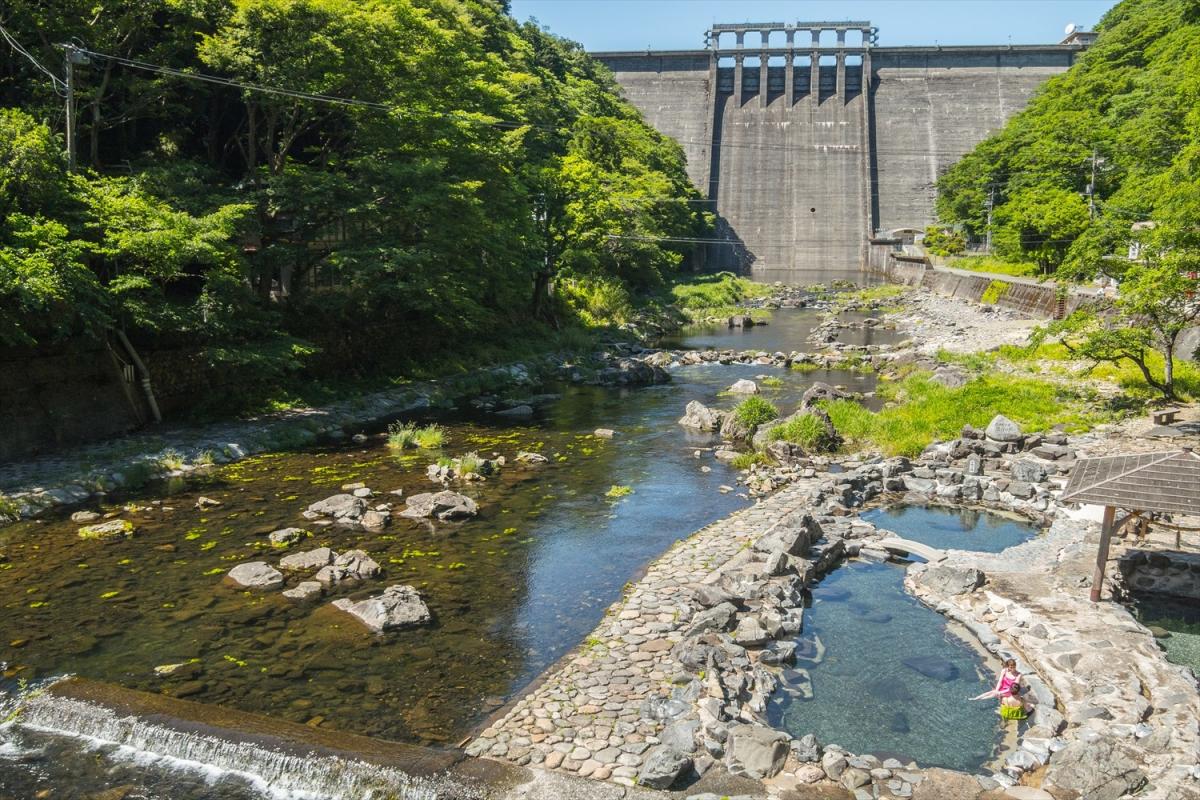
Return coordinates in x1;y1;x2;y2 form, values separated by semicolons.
993;186;1090;274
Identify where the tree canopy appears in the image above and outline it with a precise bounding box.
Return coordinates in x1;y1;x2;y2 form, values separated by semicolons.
0;0;709;377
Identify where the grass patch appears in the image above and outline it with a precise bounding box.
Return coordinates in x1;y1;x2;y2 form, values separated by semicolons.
457;452;485;475
388;422;444;450
157;449;185;471
767;413;832;451
0;495;19;519
669;271;771;311
836;284;907;304
730;452;765;469
760;376;785;388
822;372;1107;456
790;362;822;373
732;396;779;427
948;255;1039;278
981;279;1010;305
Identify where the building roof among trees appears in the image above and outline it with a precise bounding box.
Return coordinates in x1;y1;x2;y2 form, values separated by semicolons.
1061;449;1200;515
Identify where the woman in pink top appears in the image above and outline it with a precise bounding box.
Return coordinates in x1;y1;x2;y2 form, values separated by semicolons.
974;659;1032;716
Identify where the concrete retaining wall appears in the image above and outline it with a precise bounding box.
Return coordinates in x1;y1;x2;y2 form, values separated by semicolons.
1120;550;1200;601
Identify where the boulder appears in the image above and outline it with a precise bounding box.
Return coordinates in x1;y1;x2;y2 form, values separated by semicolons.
637;745;691;789
268;527;306;546
728;315;755;328
226;561;284;589
1010;459;1048;484
1044;736;1146;800
315;549;380;585
331;584;432;632
282;581;323;600
659;718;700;754
683;602;738;637
593;428;616;438
71;510;101;523
719;412;753;442
918;565;985;596
305;494;369;525
985;414;1023;442
678;401;724;432
726;724;789;779
732;615;769;647
399;491;478;520
279;547;335;571
727;379;759;394
78;519;135;540
495;404;534;417
791;733;821;763
800;382;851;410
515;451;548;464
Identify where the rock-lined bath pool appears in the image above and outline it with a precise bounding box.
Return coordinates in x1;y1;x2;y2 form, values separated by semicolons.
862;504;1040;553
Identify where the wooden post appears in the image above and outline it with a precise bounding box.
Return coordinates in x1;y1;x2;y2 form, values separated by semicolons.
1090;505;1116;602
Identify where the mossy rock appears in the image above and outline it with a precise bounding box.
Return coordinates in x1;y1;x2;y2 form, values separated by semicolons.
78;519;136;540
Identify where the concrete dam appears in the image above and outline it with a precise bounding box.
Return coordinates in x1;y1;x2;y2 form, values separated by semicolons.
592;21;1086;283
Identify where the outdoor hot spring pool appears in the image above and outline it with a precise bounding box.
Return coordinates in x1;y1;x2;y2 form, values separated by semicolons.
861;504;1040;553
767;506;1040;770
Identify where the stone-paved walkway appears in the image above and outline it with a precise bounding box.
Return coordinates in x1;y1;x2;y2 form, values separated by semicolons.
465;483;818;786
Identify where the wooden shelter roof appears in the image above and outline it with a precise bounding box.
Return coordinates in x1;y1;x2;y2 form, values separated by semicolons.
1061;449;1200;516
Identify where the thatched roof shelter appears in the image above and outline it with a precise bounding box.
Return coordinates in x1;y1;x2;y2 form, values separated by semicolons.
1061;449;1200;601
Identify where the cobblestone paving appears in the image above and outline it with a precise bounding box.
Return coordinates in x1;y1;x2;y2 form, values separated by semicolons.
466;483;817;786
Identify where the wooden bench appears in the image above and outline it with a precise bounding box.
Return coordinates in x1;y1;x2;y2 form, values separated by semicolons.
1151;407;1181;425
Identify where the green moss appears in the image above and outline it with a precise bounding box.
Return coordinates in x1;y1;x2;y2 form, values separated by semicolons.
605;485;633;498
732;396;779;427
78;519;135;540
981;279;1010;305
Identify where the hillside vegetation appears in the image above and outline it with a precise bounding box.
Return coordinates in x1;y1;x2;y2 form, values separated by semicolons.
0;0;710;409
935;0;1200;398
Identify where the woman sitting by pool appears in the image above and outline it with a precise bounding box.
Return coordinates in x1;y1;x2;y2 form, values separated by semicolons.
973;658;1032;720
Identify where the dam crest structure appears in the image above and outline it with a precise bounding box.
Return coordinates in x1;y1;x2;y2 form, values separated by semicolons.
592;21;1087;283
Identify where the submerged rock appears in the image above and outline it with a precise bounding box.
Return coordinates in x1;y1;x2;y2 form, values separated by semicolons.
314;549;380;586
71;510;101;523
399;491;478;520
305;494;369;526
331;584;431;632
226;561;284;589
901;654;959;682
282;581;323;601
78;519;135;540
515;451;548;464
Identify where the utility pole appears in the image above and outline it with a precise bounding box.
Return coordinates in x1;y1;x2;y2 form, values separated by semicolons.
61;44;89;171
64;46;76;171
984;186;995;254
1088;146;1098;220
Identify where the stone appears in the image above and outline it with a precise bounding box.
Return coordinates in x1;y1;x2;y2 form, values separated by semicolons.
282;581;323;600
678;401;724;432
842;767;871;790
495;404;534;417
732;615;769;647
822;750;848;779
399;491;478;520
659;719;700;753
331;585;431;632
226;561;284;589
1044;736;1146;800
279;547;335;571
985;414;1023;442
593;428;616;438
268;527;306;546
1006;481;1035;499
684;602;738;637
195;496;221;509
1010;459;1048;484
306;494;369;525
333;549;380;579
637;745;691;789
515;451;548;464
78;519;135;540
800;382;850;410
71;510;101;523
728;379;759;394
902;655;959;682
919;565;985;596
791;733;821;763
726;724;789;779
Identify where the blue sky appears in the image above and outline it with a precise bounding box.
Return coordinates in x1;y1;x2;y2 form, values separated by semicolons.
509;1;1118;50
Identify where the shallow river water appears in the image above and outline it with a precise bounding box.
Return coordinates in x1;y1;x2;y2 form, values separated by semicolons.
0;309;1009;796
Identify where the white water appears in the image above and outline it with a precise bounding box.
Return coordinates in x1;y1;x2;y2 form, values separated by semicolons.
11;690;477;800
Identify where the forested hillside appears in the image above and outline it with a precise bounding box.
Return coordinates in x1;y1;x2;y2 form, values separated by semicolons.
935;0;1200;398
0;0;709;407
936;0;1200;279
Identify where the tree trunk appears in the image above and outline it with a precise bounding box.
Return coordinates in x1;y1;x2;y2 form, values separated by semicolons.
1163;340;1176;401
89;62;113;167
247;104;258;174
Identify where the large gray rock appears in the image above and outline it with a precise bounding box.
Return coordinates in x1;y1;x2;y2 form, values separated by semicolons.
1010;459;1048;484
305;493;368;525
226;561;284;589
683;602;738;637
800;381;850;410
985;414;1023;442
279;547;335;571
268;527;307;546
919;565;985;596
331;584;431;632
399;491;478;520
1044;737;1146;800
637;744;691;789
678;400;725;432
659;718;701;754
726;723;789;779
314;549;381;586
727;379;759;394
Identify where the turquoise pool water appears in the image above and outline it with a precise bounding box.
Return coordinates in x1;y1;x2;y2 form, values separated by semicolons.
861;504;1039;553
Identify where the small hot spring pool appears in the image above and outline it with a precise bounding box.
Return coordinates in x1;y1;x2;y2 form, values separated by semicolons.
767;561;1001;771
861;504;1039;553
1130;593;1200;677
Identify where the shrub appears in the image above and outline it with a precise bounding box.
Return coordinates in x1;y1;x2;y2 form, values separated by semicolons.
456;452;485;475
923;226;966;256
413;424;445;449
732;396;778;427
670;272;770;310
560;276;633;327
387;422;418;449
767;413;832;451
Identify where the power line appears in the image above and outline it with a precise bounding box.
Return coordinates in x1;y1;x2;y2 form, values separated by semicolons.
0;22;67;94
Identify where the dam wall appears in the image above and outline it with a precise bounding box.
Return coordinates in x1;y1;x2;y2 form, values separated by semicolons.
595;30;1083;284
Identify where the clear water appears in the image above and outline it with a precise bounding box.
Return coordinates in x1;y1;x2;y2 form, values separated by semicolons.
1130;594;1200;678
0;343;875;750
659;308;822;353
861;504;1039;553
768;561;1001;771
